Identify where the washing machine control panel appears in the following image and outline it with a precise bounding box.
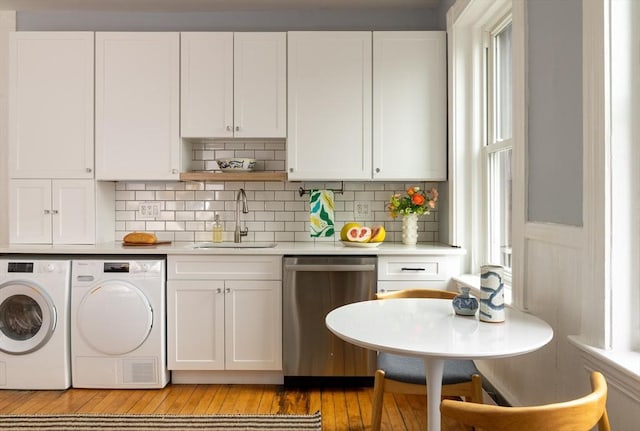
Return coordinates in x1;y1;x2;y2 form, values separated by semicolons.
2;261;64;275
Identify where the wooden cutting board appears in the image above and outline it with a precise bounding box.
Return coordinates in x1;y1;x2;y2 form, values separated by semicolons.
122;240;172;247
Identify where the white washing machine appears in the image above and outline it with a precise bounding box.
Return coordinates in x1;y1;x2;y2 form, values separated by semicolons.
71;259;169;388
0;258;71;389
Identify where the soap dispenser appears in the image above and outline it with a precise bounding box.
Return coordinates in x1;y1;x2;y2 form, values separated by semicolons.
212;213;223;243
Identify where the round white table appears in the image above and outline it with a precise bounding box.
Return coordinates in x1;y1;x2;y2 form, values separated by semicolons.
325;298;554;431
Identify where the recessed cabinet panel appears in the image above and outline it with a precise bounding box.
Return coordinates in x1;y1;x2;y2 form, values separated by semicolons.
181;32;233;138
167;280;225;370
95;32;180;180
234;33;287;138
9;32;94;179
287;31;372;180
9;179;51;244
373;31;447;180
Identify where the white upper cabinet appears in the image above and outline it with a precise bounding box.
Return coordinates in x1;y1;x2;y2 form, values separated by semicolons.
373;31;447;181
9;179;114;245
95;32;180;181
287;31;372;181
9;32;94;179
181;32;286;138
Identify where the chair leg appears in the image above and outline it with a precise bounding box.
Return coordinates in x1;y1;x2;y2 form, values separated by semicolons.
470;374;483;403
371;370;386;431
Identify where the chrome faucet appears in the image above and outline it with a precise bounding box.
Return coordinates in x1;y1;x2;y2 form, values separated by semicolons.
234;188;249;243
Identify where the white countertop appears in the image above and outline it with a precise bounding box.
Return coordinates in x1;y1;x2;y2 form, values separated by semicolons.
0;241;465;256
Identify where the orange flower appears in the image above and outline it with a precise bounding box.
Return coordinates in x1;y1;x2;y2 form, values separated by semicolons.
411;193;425;206
406;187;416;196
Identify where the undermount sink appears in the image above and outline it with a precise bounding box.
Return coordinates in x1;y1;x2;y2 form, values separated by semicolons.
192;242;277;249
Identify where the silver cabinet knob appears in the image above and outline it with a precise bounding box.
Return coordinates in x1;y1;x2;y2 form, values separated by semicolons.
86;168;92;173
171;169;178;174
216;288;222;294
289;168;294;173
51;210;59;215
43;209;50;215
375;168;381;173
226;125;232;131
235;126;240;132
225;287;231;294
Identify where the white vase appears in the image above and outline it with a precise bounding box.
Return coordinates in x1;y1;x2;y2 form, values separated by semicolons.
479;265;505;323
401;213;419;245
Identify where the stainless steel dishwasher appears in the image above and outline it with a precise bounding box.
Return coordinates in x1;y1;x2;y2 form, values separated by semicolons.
283;255;377;383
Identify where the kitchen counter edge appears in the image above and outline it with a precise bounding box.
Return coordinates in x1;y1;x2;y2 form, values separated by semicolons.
0;242;466;256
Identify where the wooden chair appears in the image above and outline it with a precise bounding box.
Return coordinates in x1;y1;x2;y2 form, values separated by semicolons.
371;289;484;431
440;371;611;431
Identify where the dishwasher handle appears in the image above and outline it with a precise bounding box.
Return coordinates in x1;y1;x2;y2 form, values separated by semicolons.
284;264;376;272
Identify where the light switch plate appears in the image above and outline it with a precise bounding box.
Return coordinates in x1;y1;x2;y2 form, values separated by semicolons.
138;202;161;220
354;201;371;220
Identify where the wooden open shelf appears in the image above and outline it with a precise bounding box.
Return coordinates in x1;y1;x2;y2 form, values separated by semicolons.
180;171;288;182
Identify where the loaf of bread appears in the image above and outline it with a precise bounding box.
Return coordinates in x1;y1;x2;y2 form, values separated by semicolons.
123;232;158;244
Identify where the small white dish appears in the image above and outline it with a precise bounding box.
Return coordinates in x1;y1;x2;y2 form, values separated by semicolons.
340;240;382;248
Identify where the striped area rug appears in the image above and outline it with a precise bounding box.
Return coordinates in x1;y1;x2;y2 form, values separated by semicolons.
0;412;323;430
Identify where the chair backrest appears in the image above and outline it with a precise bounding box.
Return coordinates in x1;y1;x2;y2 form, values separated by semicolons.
375;288;457;300
440;371;611;431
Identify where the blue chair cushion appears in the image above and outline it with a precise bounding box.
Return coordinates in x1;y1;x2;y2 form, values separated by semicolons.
377;352;479;385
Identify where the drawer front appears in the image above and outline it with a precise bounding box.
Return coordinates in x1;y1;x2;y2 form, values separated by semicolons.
378;255;459;281
168;255;282;280
377;280;452;292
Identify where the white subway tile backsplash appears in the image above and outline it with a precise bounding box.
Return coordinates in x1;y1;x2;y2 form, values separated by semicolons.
114;140;442;244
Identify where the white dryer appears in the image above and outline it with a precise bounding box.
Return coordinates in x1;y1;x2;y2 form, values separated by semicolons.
0;258;71;389
71;259;169;388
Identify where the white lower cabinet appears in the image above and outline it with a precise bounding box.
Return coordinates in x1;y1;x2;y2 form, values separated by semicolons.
167;255;282;372
377;255;461;292
9;179;114;244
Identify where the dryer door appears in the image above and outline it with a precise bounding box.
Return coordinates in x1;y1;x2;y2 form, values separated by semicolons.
76;280;153;355
0;281;56;354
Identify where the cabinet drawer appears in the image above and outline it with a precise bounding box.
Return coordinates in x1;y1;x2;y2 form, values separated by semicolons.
378;255;459;281
168;255;282;280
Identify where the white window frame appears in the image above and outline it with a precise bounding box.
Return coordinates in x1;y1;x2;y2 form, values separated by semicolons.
446;0;515;302
484;16;513;287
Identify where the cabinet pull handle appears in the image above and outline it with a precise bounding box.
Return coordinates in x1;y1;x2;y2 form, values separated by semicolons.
235;126;240;132
43;209;50;215
401;267;425;271
225;287;231;293
171;169;178;174
375;168;381;173
226;125;232;131
86;168;92;173
51;210;59;215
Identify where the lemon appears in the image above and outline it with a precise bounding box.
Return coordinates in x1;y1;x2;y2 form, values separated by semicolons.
340;222;361;241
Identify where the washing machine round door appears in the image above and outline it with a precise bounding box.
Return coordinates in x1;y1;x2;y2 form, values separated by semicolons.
77;280;152;355
0;281;56;355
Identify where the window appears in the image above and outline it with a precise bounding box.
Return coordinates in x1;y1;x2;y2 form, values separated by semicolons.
485;20;513;282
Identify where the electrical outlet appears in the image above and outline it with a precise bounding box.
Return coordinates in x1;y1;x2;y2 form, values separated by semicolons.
354;201;371;220
138;202;161;220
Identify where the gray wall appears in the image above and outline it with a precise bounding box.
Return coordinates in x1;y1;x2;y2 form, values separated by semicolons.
16;8;442;31
527;0;583;226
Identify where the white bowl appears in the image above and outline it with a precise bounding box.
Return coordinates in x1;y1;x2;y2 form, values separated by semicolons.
216;158;256;172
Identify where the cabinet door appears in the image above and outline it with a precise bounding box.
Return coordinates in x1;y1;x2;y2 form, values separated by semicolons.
9;32;94;179
224;280;282;370
52;179;95;244
181;32;233;138
95;32;180;180
167;280;225;370
9;179;51;244
373;32;447;180
234;32;286;138
287;32;372;181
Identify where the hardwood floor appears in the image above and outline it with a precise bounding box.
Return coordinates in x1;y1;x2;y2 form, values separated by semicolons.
0;384;468;430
